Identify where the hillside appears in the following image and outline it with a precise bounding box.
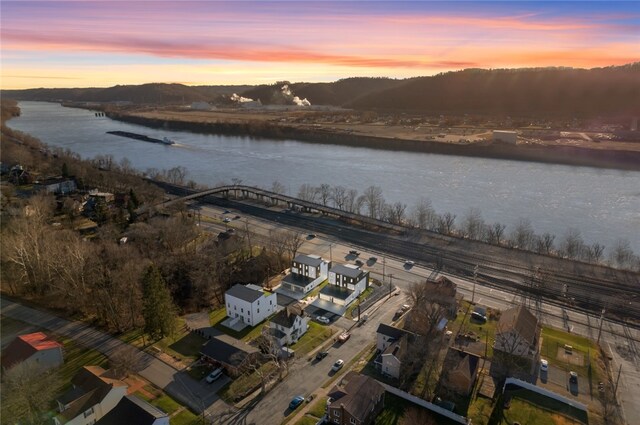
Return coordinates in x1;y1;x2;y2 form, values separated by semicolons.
347;64;640;117
2;83;252;104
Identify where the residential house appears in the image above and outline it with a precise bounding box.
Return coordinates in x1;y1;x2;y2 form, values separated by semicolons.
200;334;261;377
376;323;412;352
36;177;77;195
1;332;64;371
269;302;309;345
379;339;406;379
440;348;481;396
327;372;385;425
281;254;330;295
423;276;459;318
54;366;127;425
95;395;169;425
225;284;277;327
493;305;540;359
319;264;369;307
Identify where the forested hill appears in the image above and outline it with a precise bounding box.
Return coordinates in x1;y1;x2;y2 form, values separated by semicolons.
3;64;638;117
346;64;640;117
1;83;252;104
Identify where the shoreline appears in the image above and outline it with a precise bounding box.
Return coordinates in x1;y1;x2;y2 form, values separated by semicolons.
108;112;640;171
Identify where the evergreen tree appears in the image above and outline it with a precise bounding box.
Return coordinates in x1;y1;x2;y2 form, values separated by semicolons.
141;265;177;340
61;162;69;178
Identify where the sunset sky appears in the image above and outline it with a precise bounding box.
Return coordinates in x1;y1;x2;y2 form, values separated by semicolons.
2;1;639;89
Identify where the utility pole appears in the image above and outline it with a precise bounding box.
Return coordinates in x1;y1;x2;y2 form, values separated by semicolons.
382;257;386;284
597;308;606;344
388;274;393;299
472;265;478;305
614;364;622;397
329;243;333;263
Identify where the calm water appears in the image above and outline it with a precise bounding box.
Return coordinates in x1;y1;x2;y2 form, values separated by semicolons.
8;101;640;252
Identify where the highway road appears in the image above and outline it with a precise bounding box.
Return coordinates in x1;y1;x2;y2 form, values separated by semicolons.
190;200;640;424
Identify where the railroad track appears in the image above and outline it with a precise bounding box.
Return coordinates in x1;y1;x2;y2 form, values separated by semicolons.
153;181;640;324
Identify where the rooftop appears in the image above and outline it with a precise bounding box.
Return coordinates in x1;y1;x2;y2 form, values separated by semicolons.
498;305;538;344
200;335;259;367
96;395;167;425
226;284;268;303
1;332;63;369
270;303;304;328
330;263;366;279
282;273;314;288
293;254;325;268
328;372;385;422
320;284;354;300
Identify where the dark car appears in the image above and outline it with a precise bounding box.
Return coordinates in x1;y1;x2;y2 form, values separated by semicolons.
349;250;360;256
315;351;329;361
289;395;305;410
569;371;578;383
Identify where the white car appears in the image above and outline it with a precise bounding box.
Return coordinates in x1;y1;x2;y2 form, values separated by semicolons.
223;217;231;223
316;316;330;324
540;359;548;372
205;368;223;383
331;359;344;372
405;260;415;266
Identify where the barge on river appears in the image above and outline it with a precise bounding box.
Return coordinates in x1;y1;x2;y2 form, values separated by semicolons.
106;131;175;145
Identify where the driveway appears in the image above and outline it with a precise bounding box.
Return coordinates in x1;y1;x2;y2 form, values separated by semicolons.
0;297;223;414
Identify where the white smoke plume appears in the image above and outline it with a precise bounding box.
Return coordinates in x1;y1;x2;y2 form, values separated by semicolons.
281;84;311;106
231;93;254;103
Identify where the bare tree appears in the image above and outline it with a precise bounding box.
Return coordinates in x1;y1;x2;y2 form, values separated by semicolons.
538;232;556;254
316;183;332;206
410;198;437;230
344;189;360;213
383;202;407;225
271;180;286;195
485;222;506;245
330;185;348;210
362;185;384;219
283;230;305;262
510;218;535;250
297;184;317;202
109;345;145;378
585;243;606;264
561;228;585;259
437;212;456;235
165;166;187;185
462;207;484;240
609;238;635;269
1;363;61;425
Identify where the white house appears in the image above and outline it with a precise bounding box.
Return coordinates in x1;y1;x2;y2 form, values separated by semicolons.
280;254;329;295
269;302;308;345
494;305;540;359
319;264;369;307
1;332;64;371
380;340;404;379
55;366;127;425
225;284;277;327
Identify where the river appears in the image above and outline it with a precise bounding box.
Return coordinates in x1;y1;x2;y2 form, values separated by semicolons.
8;101;640;253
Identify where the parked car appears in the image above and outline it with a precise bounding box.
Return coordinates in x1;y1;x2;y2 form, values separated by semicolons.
315;351;329;361
569;371;578;383
234;215;241;219
308;233;317;238
338;332;351;342
316;316;330;324
405;260;415;266
205;368;223;383
331;359;344;372
471;311;487;323
355;259;364;266
349;250;360;256
369;256;377;262
223;217;231;223
401;304;411;312
289;395;305;410
223;210;230;214
540;359;549;372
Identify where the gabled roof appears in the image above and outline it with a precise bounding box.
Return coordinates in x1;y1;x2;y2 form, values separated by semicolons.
330;264;366;279
381;339;404;360
270;303;304;329
293;254;325;268
328;372;384;422
1;332;62;369
444;348;480;383
226;284;265;303
96;395;167;425
497;305;538;344
58;366;127;422
376;323;411;340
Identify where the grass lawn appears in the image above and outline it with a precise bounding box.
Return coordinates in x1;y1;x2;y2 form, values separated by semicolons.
467;397;494;425
290;322;335;356
540;326;601;380
151;394;182;415
307;396;328;418
345;287;375;319
450;301;499;358
294;417;318;425
171;409;201;425
511;389;589;424
58;337;109;385
162;332;207;360
209;306;270;342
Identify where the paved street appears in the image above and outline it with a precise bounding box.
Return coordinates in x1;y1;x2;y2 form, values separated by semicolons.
0;297;221;414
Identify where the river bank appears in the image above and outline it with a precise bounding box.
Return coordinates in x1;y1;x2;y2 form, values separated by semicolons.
108;111;640;171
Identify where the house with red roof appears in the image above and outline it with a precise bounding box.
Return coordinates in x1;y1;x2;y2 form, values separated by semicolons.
1;332;64;371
